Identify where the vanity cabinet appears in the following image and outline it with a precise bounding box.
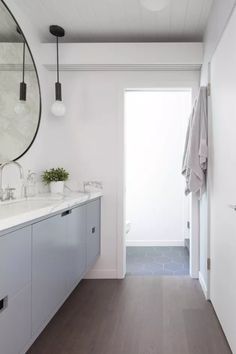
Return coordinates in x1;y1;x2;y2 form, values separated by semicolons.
0;227;31;354
31;199;100;338
0;197;101;354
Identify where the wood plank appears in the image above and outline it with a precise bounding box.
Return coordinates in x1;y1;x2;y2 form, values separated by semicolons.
27;277;232;354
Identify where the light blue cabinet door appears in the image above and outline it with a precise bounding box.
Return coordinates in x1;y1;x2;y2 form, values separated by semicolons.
0;226;31;300
86;199;101;270
0;227;31;354
32;213;67;335
66;205;86;291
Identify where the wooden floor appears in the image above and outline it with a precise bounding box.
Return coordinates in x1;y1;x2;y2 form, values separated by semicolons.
27;277;232;354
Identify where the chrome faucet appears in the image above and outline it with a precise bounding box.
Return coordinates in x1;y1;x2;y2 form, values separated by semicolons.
0;161;25;201
83;181;103;193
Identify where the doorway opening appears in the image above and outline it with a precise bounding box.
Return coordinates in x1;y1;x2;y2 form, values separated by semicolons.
125;89;192;276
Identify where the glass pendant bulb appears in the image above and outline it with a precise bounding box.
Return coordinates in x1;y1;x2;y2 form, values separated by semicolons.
14;101;28;115
51;100;66;117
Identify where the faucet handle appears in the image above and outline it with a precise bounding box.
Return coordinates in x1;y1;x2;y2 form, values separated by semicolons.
0;188;6;201
5;187;16;200
27;170;37;182
83;181;103;192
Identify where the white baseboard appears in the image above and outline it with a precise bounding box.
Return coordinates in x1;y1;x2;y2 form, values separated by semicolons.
199;271;208;299
126;240;185;247
85;269;117;279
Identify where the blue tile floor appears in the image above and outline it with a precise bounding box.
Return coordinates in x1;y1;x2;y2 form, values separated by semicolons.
126;246;189;276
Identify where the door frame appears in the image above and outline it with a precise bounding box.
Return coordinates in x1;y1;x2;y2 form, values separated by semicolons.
117;84;200;279
206;61;212;299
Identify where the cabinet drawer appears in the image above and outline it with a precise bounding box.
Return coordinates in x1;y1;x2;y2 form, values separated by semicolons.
0;285;31;354
86;199;101;270
0;226;31;300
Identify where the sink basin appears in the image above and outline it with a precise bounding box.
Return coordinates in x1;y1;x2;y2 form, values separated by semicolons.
0;191;102;232
0;198;58;219
0;191;100;226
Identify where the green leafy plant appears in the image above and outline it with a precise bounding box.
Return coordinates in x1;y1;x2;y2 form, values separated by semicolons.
42;168;69;184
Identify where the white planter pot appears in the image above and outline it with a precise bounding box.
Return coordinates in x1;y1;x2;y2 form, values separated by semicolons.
49;181;64;194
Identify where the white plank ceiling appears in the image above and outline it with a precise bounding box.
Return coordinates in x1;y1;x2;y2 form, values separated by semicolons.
14;0;213;42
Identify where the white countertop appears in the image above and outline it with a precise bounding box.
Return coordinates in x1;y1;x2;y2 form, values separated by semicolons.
0;191;102;233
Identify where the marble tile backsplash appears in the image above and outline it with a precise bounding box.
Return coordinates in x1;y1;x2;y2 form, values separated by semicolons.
0;42;40;164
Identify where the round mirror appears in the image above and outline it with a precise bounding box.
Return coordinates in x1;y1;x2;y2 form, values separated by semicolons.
0;0;41;164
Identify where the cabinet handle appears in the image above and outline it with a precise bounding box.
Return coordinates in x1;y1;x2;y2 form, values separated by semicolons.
61;210;72;217
92;227;96;234
0;296;8;313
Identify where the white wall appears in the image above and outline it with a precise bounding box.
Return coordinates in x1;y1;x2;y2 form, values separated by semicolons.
17;68;199;279
208;6;236;352
125;90;191;247
199;0;236;296
40;43;200;278
43;70;200;278
4;1;201;278
41;42;203;68
201;0;236;85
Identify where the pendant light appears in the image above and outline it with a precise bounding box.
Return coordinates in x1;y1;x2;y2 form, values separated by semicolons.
14;27;28;115
50;25;66;117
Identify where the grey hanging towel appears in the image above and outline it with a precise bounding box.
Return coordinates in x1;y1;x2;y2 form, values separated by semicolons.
182;87;208;198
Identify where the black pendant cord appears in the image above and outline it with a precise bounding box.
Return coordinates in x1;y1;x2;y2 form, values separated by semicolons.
56;36;59;83
49;25;65;102
22;41;25;83
19;40;27;101
55;35;62;101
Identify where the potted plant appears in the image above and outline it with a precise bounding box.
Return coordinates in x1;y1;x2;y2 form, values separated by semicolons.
42;167;69;194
